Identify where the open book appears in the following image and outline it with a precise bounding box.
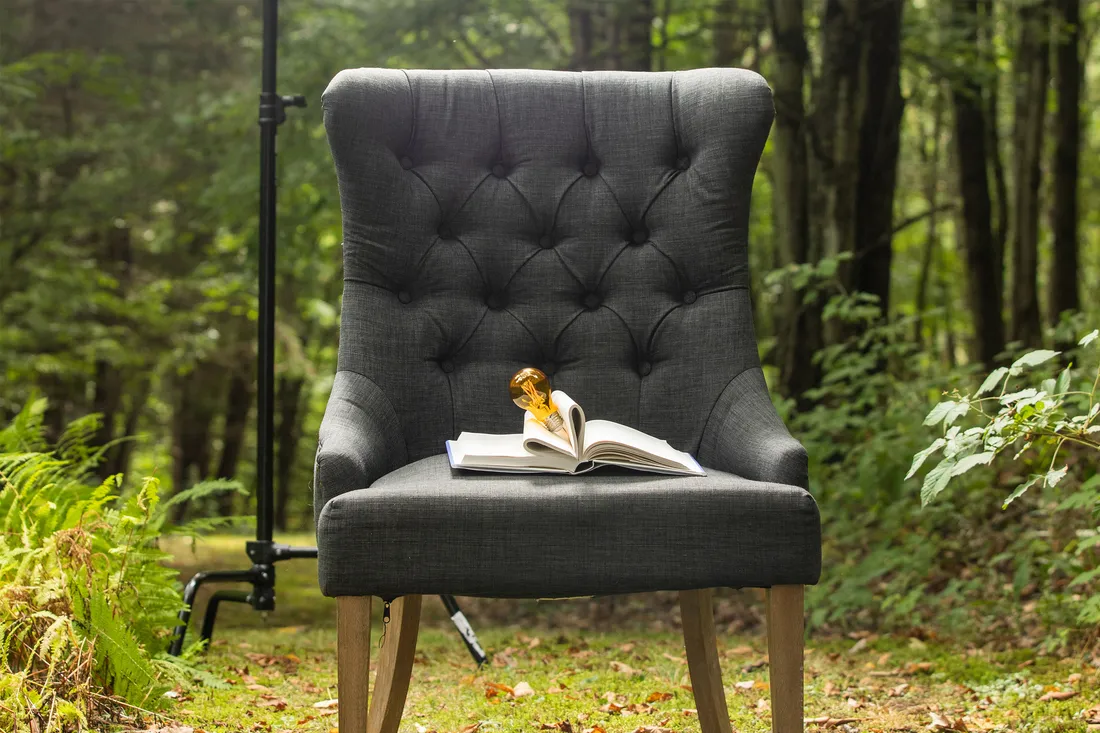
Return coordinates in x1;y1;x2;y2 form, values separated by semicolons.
445;391;705;476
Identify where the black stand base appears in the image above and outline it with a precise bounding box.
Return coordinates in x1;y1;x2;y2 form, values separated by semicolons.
169;541;489;666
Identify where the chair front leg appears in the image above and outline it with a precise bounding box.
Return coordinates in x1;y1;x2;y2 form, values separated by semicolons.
338;596;372;733
368;595;422;733
680;589;732;733
766;585;805;733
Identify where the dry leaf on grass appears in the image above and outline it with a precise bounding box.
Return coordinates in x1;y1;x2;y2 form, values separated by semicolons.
484;681;514;699
928;711;968;731
631;727;674;733
1038;689;1077;701
610;661;635;675
662;653;686;664
646;691;673;703
742;659;767;672
538;722;573;732
257;694;287;710
582;727;606;733
734;680;755;690
823;681;839;696
805;718;859;729
889;683;910;697
458;723;482;733
313;698;339;709
414;725;438;733
513;681;535;698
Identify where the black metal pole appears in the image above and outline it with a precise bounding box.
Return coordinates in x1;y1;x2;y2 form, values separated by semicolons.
169;2;487;666
256;0;279;545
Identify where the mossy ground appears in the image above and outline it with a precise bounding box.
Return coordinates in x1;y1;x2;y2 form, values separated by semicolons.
150;535;1100;733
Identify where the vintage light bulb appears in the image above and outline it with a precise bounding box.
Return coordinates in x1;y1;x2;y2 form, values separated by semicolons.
509;367;566;435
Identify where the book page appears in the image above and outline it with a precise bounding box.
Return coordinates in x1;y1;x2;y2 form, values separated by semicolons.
581;420;705;475
448;432;577;472
520;390;584;460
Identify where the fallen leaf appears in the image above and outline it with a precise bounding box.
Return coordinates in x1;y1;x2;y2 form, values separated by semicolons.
742;659;767;672
662;653;686;664
805;717;859;729
1068;673;1082;684
512;681;535;698
846;697;862;709
1038;689;1077;701
257;695;287;711
631;727;673;733
538;722;572;732
848;638;868;655
598;702;624;714
610;661;635;675
485;681;514;699
619;643;636;653
734;680;755;690
582;727;606;733
246;683;271;692
313;699;339;709
729;645;754;655
547;685;565;694
681;709;697;716
756;698;770;711
906;662;934;674
458;724;481;733
823;681;839;696
889;683;910;697
929;711;968;731
646;692;673;703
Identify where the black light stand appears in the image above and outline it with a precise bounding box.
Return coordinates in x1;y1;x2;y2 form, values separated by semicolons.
168;0;487;666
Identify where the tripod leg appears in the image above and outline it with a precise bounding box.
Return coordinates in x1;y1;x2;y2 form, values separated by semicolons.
199;590;252;647
169;569;257;656
440;595;488;666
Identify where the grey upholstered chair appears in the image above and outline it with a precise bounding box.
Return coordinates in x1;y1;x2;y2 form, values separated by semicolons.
315;67;821;733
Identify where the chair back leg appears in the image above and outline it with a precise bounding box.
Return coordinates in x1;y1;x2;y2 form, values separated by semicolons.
338;596;373;733
766;585;805;733
680;589;733;733
368;595;422;733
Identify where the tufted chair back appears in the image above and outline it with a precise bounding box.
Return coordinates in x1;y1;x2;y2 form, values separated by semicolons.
322;68;774;462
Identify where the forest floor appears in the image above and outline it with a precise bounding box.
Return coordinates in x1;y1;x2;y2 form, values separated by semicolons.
150;534;1100;733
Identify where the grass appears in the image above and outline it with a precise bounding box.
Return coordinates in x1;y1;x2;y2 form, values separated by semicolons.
150;534;1100;733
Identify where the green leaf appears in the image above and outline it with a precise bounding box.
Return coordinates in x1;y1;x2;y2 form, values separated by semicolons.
1003;474;1043;509
976;367;1009;396
921;459;955;506
1055;364;1072;395
1044;465;1068;488
950;451;996;476
943;400;971;427
1079;329;1099;348
1010;349;1060;373
906;438;946;480
1000;388;1038;405
923;401;956;427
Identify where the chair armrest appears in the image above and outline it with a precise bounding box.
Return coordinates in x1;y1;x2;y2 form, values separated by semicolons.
697;367;808;489
314;371;407;524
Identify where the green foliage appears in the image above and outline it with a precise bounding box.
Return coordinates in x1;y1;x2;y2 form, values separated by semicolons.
0;400;238;732
910;331;1100;626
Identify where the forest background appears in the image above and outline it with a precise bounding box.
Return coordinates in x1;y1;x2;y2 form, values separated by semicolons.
2;0;1099;646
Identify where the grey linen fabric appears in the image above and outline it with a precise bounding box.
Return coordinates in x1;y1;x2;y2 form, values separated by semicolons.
315;67;822;598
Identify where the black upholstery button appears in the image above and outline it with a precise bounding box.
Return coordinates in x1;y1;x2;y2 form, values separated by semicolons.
440;359;455;373
438;225;453;240
486;291;507;310
399;156;413;170
583;292;601;310
492;163;506;178
683;290;697;305
539;234;554;249
632;229;649;245
677;155;690;171
583;160;599;177
639;361;653;377
397;290;412;304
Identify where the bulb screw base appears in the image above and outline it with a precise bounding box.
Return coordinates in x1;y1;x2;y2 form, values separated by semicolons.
544;411;565;433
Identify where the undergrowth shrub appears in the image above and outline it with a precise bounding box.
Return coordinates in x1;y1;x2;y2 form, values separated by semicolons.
0;399;241;732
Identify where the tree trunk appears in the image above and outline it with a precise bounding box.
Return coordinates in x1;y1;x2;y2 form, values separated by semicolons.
851;0;905;315
1010;0;1050;347
107;375;150;481
950;0;1006;367
214;368;254;516
568;2;596;69
171;363;220;521
767;0;820;403
914;90;945;346
273;375;306;532
1049;0;1081;328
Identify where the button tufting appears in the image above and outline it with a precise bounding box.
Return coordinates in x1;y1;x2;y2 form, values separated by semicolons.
397;290;412;304
638;361;653;377
677;155;690;171
583;292;601;310
632;229;649;245
437;225;453;240
539;234;554;249
486;291;507;310
399;156;413;170
491;163;506;178
583;160;599;177
440;359;455;373
683;290;697;305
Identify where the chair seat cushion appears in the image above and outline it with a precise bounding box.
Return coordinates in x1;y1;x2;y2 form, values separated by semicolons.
316;455;821;599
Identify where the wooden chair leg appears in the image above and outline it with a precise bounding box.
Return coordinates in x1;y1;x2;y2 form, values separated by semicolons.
766;585;805;733
338;596;372;733
680;589;732;733
368;595;422;733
